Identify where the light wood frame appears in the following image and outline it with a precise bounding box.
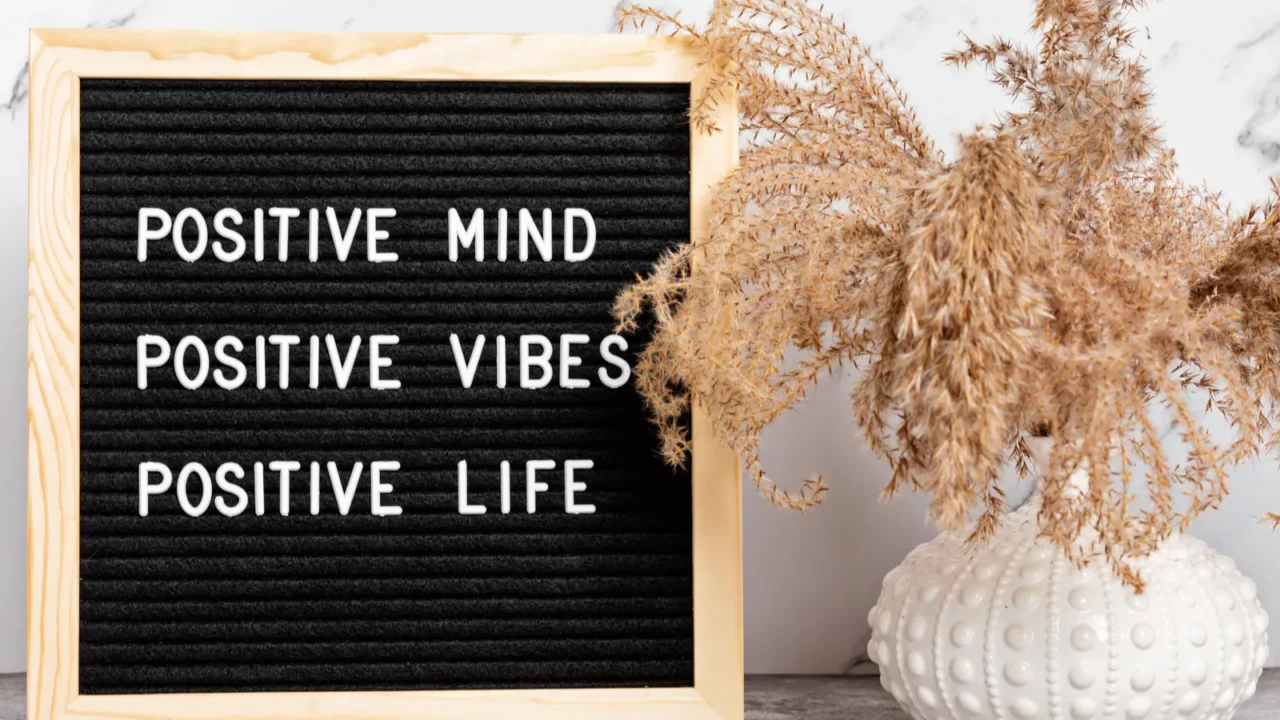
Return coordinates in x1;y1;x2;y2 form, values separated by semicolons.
28;30;742;720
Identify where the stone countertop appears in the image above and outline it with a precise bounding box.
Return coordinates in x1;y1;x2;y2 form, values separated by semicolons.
1;672;1277;719
744;672;1280;719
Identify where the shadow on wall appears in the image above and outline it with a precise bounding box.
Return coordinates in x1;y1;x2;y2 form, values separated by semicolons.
742;365;1280;674
743;364;1034;675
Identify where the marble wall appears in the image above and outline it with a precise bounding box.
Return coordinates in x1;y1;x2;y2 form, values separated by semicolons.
4;0;1278;675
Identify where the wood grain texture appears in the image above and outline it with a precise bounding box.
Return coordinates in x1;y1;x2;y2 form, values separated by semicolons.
27;30;81;720
7;673;1278;720
27;29;742;720
690;68;744;720
30;30;700;83
62;687;724;720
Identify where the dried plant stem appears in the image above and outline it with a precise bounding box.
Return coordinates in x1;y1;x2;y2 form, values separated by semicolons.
617;0;1280;588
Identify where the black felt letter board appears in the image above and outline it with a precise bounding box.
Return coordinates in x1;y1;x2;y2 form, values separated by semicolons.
78;79;693;694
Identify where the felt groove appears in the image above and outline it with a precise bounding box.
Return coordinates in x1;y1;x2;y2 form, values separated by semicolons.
79;660;694;693
81;638;694;666
79;427;665;450
77;407;647;428
80;576;692;601
82;555;693;580
83;175;689;196
78;280;630;302
81;534;691;558
81;153;690;175
80;83;692;111
81;195;688;216
81;131;689;154
80;78;693;694
81;300;617;322
80;444;678;463
78;388;654;410
79;323;630;345
81;618;694;644
77;662;695;687
80;596;692;620
80;110;686;133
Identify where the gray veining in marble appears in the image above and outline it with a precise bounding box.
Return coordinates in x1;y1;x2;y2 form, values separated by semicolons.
0;675;20;720
744;673;1280;720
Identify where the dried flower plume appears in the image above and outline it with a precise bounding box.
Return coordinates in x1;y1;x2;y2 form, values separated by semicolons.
616;0;1280;587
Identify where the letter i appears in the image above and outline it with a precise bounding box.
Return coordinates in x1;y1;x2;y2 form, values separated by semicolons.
497;335;507;388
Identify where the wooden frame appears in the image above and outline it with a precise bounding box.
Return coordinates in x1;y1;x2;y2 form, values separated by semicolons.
28;30;741;720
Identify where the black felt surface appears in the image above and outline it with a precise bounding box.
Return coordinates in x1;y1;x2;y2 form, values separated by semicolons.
79;79;693;695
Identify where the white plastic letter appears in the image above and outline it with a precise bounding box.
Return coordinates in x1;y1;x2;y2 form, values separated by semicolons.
450;334;485;389
268;207;300;261
254;462;265;516
367;208;398;262
370;335;400;390
328;462;363;516
255;335;267;389
177;462;213;517
138;208;171;261
253;208;265;261
518;208;553;261
308;208;320;262
564;208;596;262
448;208;484;262
309;335;320;389
371;460;402;516
269;460;301;516
268;335;301;389
526;459;554;513
214;337;247;390
559;334;590;389
457;461;486;515
520;334;553;389
174;336;210;390
500;460;511;514
310;462;321;515
564;459;596;514
172;208;209;262
598;335;632;389
212;208;246;261
138;462;172;517
326;207;362;262
137;335;171;390
214;462;249;517
326;335;361;390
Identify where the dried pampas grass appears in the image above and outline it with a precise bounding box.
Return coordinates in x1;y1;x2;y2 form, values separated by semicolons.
616;0;1280;588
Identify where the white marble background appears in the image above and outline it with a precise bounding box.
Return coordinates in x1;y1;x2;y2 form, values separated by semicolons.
3;0;1279;675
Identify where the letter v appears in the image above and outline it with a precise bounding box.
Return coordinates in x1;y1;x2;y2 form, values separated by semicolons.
326;207;362;261
450;334;486;389
328;461;363;516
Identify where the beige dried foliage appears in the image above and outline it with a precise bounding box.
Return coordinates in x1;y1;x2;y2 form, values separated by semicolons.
616;0;1280;589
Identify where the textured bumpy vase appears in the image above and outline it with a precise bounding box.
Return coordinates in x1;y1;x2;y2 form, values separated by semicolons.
868;468;1270;720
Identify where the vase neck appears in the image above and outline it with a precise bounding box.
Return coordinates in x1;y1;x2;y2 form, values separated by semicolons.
1025;435;1090;502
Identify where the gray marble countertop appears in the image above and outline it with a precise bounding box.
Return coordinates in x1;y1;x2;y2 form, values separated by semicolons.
2;671;1277;719
744;673;1280;719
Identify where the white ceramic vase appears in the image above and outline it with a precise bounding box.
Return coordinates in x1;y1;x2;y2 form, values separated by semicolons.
868;455;1270;720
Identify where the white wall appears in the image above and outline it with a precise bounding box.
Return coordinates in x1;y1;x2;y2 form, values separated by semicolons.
3;0;1279;674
